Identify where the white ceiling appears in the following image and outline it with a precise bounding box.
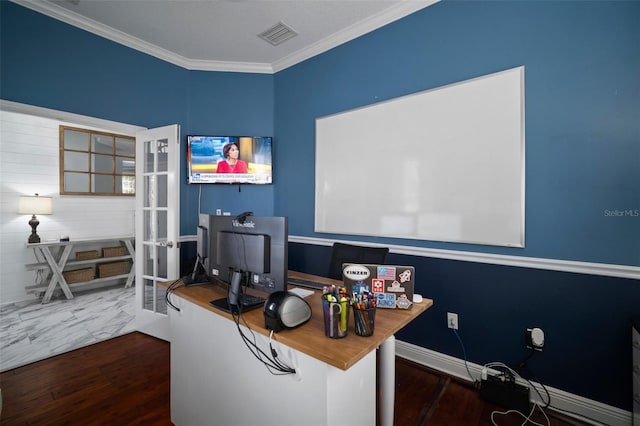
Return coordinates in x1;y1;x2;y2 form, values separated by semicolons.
15;0;437;74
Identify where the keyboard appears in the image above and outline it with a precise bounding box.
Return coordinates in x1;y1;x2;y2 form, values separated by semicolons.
288;277;326;290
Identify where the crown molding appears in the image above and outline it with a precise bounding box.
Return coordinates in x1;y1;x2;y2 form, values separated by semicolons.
271;1;438;73
12;0;437;74
182;59;274;74
12;0;198;70
0;100;146;134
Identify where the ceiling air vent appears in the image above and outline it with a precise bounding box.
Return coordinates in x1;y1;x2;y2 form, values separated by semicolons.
258;21;298;46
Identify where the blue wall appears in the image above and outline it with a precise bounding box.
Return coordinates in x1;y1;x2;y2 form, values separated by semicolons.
0;2;189;128
276;1;639;411
181;71;276;233
2;0;639;413
288;241;639;407
275;0;640;266
0;2;275;236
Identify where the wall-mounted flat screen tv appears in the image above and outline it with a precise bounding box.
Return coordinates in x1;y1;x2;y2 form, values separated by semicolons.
187;135;273;184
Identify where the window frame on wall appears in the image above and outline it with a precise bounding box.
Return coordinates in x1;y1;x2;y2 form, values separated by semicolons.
59;125;136;196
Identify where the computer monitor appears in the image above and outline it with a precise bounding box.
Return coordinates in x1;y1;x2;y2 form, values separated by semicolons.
207;214;288;313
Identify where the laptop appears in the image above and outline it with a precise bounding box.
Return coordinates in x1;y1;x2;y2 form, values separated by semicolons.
342;264;415;309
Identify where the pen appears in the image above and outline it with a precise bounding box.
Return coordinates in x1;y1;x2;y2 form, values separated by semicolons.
340;295;347;332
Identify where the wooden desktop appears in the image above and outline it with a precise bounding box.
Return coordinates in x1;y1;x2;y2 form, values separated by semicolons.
168;270;432;426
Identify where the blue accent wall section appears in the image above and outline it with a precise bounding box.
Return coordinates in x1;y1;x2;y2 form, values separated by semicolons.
275;0;640;413
288;242;639;410
181;71;275;235
275;0;640;267
0;1;276;237
0;1;189;128
2;0;639;414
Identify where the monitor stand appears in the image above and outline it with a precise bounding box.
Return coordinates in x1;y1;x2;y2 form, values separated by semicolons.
182;274;210;286
182;255;210;286
209;270;264;314
209;297;264;314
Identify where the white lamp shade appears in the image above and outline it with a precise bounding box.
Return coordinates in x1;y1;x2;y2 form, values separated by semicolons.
18;195;53;215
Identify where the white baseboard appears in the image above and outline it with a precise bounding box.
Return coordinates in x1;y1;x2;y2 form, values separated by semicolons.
395;340;632;426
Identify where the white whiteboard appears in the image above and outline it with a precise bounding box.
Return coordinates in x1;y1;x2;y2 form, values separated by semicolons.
315;67;525;247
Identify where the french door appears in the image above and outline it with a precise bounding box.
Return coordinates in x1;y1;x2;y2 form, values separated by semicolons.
134;124;180;341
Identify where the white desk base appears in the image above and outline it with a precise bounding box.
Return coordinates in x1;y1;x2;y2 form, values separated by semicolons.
379;335;396;426
170;295;385;426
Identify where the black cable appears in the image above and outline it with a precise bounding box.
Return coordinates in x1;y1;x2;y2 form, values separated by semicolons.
232;307;294;375
515;349;551;408
522;374;551;409
221;213;293;375
228;277;294;375
168;260;292;373
165;278;184;312
518;348;536;368
269;333;294;371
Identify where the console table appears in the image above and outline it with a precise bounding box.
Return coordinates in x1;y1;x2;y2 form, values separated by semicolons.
25;236;135;303
168;271;432;426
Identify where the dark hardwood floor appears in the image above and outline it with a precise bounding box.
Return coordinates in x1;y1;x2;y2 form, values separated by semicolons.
0;332;590;426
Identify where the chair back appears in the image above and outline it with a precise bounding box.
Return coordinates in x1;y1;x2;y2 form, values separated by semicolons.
328;242;389;280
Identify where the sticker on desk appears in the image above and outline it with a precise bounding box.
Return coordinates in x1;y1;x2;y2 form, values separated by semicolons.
376;293;396;309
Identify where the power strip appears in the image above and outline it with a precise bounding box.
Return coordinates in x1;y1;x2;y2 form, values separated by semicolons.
479;375;530;414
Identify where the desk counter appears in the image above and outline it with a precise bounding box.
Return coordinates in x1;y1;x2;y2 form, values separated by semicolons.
168;270;432;426
171;270;432;370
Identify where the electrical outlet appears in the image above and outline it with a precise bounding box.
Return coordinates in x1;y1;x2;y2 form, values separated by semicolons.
526;327;544;351
447;312;459;330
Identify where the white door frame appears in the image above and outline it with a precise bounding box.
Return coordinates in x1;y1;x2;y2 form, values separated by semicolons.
135;124;181;341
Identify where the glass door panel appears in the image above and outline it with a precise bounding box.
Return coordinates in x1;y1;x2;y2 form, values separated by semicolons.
135;125;180;341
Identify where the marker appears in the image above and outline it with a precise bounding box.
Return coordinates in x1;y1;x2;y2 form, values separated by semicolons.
340;296;347;332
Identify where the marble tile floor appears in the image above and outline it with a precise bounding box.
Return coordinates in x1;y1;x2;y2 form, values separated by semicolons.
0;285;135;372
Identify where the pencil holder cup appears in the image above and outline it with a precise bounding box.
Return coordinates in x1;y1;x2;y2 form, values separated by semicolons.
353;306;376;337
323;301;349;338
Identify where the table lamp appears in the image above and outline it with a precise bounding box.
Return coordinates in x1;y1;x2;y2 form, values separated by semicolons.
18;193;53;243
